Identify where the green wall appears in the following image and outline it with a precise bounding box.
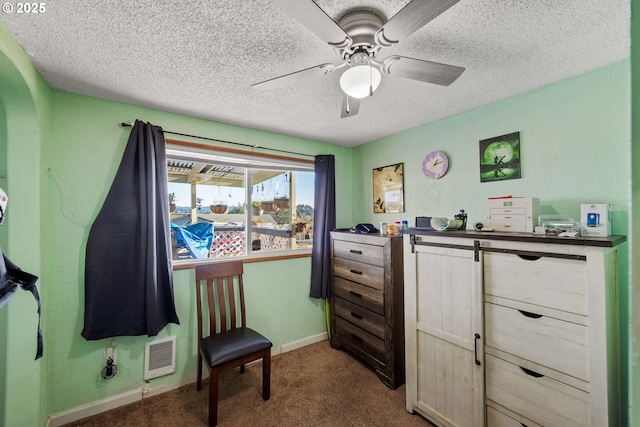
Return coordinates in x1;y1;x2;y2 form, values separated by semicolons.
630;0;640;424
352;62;629;230
353;60;632;423
43;90;353;415
0;21;50;427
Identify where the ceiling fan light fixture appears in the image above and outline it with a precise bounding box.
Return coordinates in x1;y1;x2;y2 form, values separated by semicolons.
340;65;381;99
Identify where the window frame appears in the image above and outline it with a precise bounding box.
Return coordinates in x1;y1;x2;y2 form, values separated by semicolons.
165;139;315;269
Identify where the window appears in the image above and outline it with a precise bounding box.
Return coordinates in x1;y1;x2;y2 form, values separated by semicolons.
166;142;314;262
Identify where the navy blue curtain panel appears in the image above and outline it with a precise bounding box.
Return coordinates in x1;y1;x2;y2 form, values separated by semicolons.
82;120;179;340
310;155;336;299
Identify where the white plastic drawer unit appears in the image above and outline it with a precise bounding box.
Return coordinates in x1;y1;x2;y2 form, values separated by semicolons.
485;197;539;232
483;250;588;316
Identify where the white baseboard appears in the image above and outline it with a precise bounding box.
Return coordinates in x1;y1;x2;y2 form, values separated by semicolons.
280;332;328;354
45;333;328;426
46;387;142;427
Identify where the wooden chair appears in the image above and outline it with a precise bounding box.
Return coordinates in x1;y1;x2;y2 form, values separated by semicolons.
195;261;272;426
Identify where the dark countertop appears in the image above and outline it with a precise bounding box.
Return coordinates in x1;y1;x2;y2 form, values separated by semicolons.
401;228;626;248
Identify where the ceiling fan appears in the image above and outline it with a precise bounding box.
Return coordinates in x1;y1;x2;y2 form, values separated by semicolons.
251;0;465;118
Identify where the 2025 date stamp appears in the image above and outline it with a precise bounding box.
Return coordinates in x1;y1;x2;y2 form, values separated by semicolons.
2;3;47;13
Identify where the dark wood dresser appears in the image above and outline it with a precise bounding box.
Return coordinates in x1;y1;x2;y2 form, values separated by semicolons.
329;231;404;389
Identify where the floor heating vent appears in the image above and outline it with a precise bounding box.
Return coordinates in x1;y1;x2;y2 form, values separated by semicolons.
144;336;176;380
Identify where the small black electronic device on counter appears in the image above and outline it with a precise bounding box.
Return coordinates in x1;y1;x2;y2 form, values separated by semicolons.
415;217;433;229
350;223;379;234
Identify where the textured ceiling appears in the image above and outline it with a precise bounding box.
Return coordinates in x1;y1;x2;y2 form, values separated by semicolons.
0;0;630;147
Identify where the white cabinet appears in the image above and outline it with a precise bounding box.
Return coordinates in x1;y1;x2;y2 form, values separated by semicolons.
403;231;624;427
403;235;484;427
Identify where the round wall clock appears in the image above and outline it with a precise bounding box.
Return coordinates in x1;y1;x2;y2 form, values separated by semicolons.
422;151;449;179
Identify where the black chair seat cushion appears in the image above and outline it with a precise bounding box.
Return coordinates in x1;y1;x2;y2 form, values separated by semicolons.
200;327;272;368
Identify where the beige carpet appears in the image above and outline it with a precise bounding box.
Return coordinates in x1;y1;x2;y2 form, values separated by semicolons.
62;339;434;427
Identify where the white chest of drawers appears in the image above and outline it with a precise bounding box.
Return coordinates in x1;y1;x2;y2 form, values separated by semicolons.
403;230;624;426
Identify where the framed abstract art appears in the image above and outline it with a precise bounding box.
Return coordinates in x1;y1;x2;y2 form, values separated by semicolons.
373;163;404;213
479;132;521;182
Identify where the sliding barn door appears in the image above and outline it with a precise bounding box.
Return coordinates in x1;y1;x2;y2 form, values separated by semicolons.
404;236;484;427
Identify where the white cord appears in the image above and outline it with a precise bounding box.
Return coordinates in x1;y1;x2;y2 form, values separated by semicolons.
47;168;88;226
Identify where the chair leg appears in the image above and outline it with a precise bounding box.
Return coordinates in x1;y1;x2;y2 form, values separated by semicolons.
262;349;271;401
197;353;203;391
240;364;245;374
209;367;219;427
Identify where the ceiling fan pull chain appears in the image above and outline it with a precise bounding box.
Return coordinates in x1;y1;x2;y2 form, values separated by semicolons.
369;61;374;97
346;96;350;114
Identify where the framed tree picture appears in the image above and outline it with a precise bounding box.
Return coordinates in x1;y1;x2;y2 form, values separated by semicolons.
479;132;521;182
373;163;404;213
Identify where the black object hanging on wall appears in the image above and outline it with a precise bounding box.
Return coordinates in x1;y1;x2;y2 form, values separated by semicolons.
0;248;42;359
0;187;43;359
82;120;179;340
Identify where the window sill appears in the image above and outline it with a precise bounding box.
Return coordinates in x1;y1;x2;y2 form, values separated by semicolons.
172;251;311;270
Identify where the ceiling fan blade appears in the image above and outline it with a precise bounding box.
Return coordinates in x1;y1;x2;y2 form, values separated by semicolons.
341;95;360;118
383;56;465;86
271;0;351;49
375;0;460;48
252;64;336;91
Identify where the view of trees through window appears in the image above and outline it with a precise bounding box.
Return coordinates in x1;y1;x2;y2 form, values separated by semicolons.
167;147;314;261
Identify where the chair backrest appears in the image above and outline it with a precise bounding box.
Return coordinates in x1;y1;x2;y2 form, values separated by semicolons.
195;261;246;341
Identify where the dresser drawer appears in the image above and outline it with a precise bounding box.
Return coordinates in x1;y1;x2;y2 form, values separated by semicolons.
333;276;384;315
335;316;385;362
485;302;589;381
488;220;527;232
335;297;384;339
490;214;525;221
486;405;541;427
333;239;384;266
484;252;588;315
486;355;589;427
488;207;526;216
334;257;384;290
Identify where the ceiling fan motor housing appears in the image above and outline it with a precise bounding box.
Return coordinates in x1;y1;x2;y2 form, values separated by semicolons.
336;10;386;60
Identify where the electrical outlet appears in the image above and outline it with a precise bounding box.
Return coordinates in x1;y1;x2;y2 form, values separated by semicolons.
105;346;116;365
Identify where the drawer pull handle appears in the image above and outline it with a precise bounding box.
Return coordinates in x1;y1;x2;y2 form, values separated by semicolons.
517;254;542;261
350;269;363;275
518;310;543;319
351;333;363;342
474;333;481;366
349;249;362;254
350;312;363;320
520;367;544;378
349;290;362;298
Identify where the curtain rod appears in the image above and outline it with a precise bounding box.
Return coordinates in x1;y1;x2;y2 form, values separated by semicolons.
120;122;316;158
